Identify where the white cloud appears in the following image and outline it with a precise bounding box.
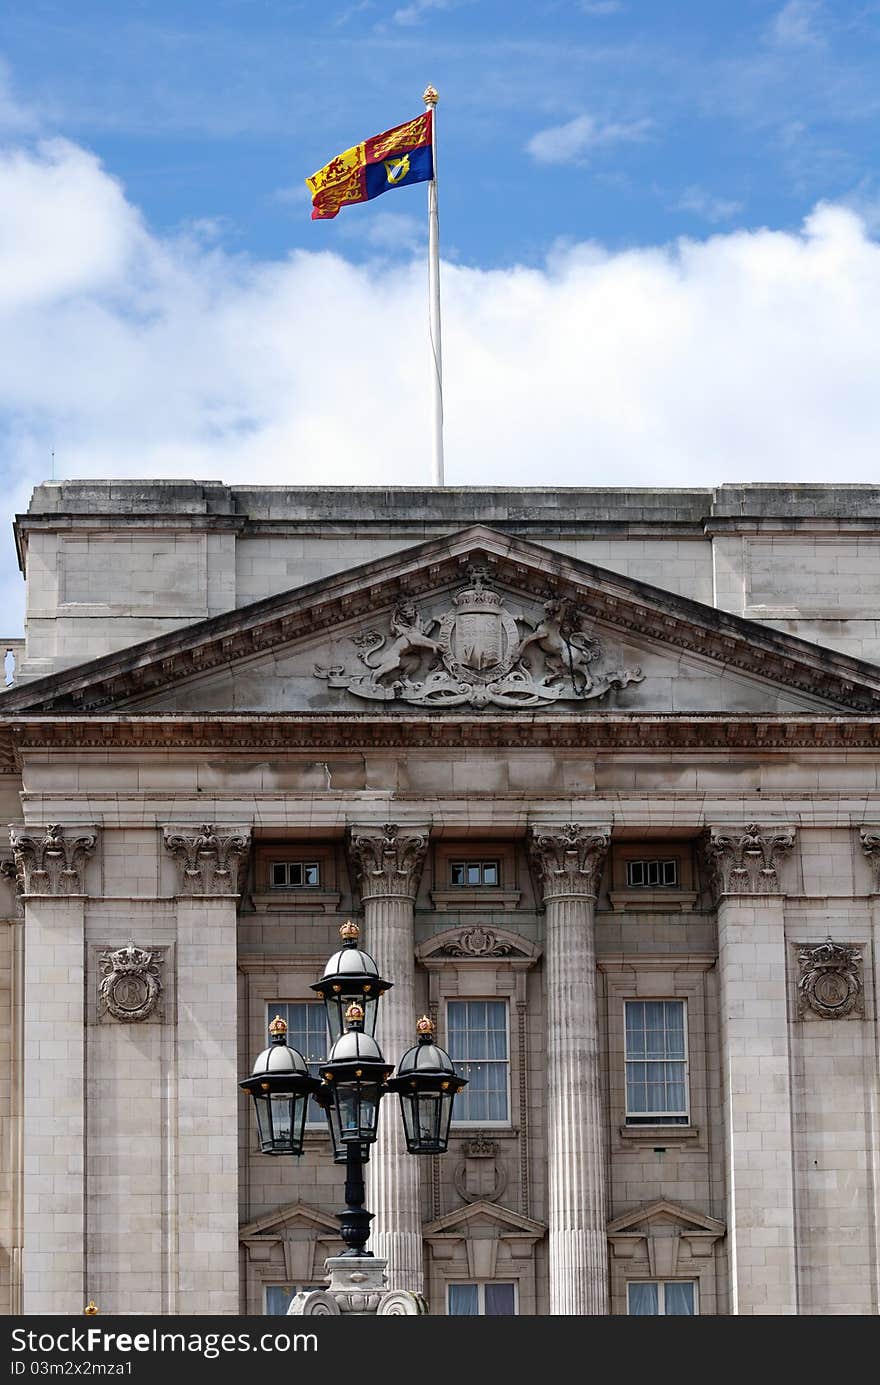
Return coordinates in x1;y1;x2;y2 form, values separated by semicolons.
675;186;745;224
3;138;880;630
526;113;652;165
392;0;455;25
771;1;825;49
0;57;36;134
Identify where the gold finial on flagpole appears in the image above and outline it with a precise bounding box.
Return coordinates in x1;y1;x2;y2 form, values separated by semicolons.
423;85;439;107
84;1300;99;1315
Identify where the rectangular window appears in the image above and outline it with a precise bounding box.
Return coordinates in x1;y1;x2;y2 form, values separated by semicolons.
268;1002;328;1125
450;860;500;887
270;861;321;888
624;1000;689;1125
625;858;678;888
627;1281;696;1315
447;1282;517;1316
447;999;509;1123
264;1284;321;1315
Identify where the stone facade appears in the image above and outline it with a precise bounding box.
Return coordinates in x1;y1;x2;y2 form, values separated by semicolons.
1;482;880;1316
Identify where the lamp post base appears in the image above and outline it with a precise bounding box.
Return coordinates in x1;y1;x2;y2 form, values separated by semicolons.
287;1257;428;1316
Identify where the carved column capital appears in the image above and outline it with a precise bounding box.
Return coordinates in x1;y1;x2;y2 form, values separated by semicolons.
162;824;251;896
858;826;880;892
9;824;98;896
704;823;796;898
528;823;611;903
347;823;429;902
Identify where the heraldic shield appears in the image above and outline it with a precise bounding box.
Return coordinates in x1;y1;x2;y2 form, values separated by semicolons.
438;570;519;682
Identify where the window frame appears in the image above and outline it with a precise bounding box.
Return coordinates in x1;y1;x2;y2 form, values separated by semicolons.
267;1000;329;1128
623;998;690;1127
446;1281;518;1316
626;1280;699;1316
446;997;511;1128
625;858;679;889
268;860;322;889
449;859;501;888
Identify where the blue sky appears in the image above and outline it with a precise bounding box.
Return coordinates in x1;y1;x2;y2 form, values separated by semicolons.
4;0;880;262
2;1;880;634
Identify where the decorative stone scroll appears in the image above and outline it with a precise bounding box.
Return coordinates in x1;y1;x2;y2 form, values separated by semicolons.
347;823;428;902
436;926;515;957
858;827;880;891
528;823;611;902
162;824;251;895
315;567;643;710
704;823;796;897
287;1257;428;1317
797;938;864;1020
98;944;164;1023
9;824;98;895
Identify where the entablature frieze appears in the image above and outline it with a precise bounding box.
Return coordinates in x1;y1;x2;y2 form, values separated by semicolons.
8;713;880;761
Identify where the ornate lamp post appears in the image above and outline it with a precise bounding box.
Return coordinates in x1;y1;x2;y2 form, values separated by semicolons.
241;922;467;1315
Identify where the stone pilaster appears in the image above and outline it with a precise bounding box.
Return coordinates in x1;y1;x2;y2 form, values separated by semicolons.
528;822;611;1316
12;825;98;1314
163;824;250;1314
347;822;429;1295
704;823;797;1315
859;828;880;1310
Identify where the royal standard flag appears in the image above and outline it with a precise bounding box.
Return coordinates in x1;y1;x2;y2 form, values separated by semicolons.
306;111;433;221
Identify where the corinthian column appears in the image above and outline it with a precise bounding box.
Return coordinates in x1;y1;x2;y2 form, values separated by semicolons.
347;822;429;1294
704;823;797;1315
528;822;611;1316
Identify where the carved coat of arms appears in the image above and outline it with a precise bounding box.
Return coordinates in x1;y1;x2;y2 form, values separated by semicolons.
99;944;164;1022
797;938;863;1020
316;568;643;710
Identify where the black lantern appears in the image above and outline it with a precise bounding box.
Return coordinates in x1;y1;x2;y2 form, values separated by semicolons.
318;1002;393;1160
239;1016;321;1156
311;920;392;1041
386;1015;468;1154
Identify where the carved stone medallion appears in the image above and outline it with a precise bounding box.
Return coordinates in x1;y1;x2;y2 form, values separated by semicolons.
315;568;643;710
99;944;164;1023
797;938;863;1020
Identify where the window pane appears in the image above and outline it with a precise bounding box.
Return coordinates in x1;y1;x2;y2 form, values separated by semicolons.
482;862;499;885
448;1284;479;1316
448;1000;508;1122
625;1001;687;1121
265;1285;297;1315
271;863;287;886
303;863;320;886
628;1282;659;1315
466;863;481;885
451;863;466;885
269;1002;328;1124
484;1283;516;1316
664;1282;695;1316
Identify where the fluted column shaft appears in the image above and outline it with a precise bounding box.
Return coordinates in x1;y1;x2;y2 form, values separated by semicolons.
530;824;610;1316
348;824;429;1295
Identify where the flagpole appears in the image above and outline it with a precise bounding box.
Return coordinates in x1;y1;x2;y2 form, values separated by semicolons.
423;85;444;486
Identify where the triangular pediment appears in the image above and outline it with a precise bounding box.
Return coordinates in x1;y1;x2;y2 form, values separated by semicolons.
606;1199;725;1236
239;1199;339;1240
4;524;880;717
423;1199;546;1239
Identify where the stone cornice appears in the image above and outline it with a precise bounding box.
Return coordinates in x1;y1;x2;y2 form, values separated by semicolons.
3;526;880;715
8;712;880;760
